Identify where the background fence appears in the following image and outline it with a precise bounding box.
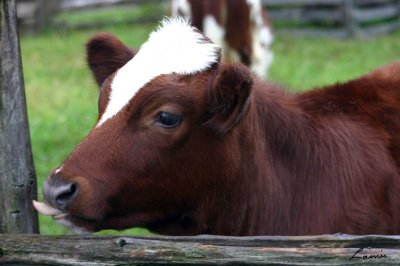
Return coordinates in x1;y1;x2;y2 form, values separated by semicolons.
17;0;400;37
17;0;165;32
263;0;400;38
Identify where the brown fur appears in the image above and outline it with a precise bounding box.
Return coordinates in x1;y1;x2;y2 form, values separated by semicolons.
224;0;252;65
187;0;224;31
42;35;400;236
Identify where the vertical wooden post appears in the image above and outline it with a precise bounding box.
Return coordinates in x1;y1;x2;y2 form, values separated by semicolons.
398;0;400;26
35;0;46;32
343;0;360;37
0;0;39;233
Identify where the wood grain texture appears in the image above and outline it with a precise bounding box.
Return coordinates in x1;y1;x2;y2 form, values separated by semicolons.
1;234;400;265
0;0;39;234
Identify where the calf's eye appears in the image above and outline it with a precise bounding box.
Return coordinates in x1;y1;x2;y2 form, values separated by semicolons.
155;112;183;128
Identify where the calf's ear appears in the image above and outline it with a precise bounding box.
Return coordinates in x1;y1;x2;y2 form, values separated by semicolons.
204;64;253;134
86;33;136;87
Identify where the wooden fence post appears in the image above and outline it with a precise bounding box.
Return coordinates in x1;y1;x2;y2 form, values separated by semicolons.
35;0;46;32
0;0;39;234
343;0;359;37
398;0;400;24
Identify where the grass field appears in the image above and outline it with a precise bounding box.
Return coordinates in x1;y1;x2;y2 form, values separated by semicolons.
20;6;400;235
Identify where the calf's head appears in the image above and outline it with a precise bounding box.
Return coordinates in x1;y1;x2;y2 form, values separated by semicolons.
34;18;253;234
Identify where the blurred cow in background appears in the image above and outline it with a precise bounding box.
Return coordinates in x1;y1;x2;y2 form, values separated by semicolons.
171;0;273;78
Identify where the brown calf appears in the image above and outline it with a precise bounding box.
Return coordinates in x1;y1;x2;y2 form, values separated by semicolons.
34;18;400;236
171;0;273;78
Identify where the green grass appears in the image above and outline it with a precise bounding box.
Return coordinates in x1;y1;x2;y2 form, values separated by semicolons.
20;7;400;235
269;33;400;91
54;2;167;28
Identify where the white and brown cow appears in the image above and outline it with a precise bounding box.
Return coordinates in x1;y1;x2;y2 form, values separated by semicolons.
172;0;273;78
34;18;400;236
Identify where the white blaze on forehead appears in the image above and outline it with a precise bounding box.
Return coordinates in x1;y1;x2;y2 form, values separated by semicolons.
97;17;220;127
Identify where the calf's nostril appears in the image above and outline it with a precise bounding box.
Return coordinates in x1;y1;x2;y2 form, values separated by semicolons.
54;183;78;209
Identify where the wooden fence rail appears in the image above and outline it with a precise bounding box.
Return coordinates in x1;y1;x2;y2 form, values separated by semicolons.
263;0;400;38
17;0;400;37
1;234;400;265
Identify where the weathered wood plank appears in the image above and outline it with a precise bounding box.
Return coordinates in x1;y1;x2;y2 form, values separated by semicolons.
263;0;397;6
262;0;400;38
354;0;398;7
262;0;343;6
343;0;361;37
360;20;400;36
55;15;161;31
353;4;399;22
268;8;343;23
277;28;349;38
0;0;39;234
0;234;400;265
60;0;164;12
17;0;60;32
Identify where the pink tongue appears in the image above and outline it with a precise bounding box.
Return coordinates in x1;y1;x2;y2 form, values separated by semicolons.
32;200;62;216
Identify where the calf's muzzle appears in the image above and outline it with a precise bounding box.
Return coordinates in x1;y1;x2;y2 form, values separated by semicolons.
43;171;78;210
